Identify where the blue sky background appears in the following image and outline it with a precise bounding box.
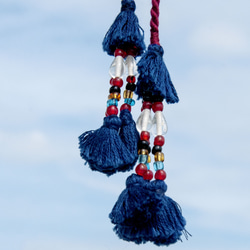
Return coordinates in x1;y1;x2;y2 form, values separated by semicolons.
1;0;250;249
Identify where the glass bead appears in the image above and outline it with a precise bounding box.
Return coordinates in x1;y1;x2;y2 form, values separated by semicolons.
146;163;150;170
138;149;148;155
141;101;152;111
154;135;165;146
152;145;162;155
120;103;131;112
143;170;153;180
138;154;148;164
147;155;151;163
108;93;121;101
107;99;118;107
155;170;167;180
109;56;125;78
154;152;164;162
140;131;150;142
110;77;123;88
114;48;127;58
126;75;136;84
136;109;153;133
126;82;136;91
125;55;138;76
153;161;164;171
109;86;121;94
152;102;163;112
124;98;135;106
127;46;138;57
151;112;168;136
106;105;118;116
123;90;133;99
135;163;147;176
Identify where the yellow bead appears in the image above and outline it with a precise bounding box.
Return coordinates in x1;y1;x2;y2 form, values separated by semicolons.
108;93;121;101
138;149;148;155
154;152;164;162
123;90;133;99
147;155;151;163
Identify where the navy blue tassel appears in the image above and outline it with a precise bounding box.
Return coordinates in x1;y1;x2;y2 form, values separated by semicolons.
102;0;145;56
118;109;139;172
110;175;189;245
78;115;134;176
136;44;179;103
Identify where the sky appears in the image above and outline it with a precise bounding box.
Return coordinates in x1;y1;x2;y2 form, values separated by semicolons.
0;0;250;249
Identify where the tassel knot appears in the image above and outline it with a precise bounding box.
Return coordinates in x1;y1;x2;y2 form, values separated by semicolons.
103;115;121;130
121;0;136;12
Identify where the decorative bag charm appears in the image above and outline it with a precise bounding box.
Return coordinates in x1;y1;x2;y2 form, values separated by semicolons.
78;0;145;176
109;0;190;245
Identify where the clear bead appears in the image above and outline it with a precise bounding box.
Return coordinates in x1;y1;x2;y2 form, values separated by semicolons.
109;56;125;78
153;161;164;171
125;55;138;76
138;154;148;164
136;109;153;133
151;111;168;136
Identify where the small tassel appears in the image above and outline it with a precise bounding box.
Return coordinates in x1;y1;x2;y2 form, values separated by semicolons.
136;44;179;103
118;109;139;172
79;115;134;176
102;0;145;56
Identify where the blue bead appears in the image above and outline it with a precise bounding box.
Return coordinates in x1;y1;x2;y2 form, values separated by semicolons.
107;99;118;107
146;163;150;170
124;98;135;106
153;161;164;171
138;154;148;164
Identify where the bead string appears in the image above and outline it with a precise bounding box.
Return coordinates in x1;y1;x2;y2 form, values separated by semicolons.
150;0;160;45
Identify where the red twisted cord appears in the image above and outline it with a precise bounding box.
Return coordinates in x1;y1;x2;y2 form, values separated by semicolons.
150;0;160;45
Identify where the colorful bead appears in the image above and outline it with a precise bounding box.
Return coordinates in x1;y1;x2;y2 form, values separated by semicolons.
124;98;135;106
142;101;152;111
135;163;147;176
155;170;167;180
138;154;148;164
126;82;136;91
107;99;118;107
126;46;138;57
154;135;165;146
143;170;153;180
140;131;150;142
138;149;148;155
123;90;133;99
108;93;121;101
152;145;162;154
110;77;123;88
138;140;150;150
146;163;150;170
120;103;131;112
154;152;164;162
153;161;164;171
152;102;163;112
126;75;136;84
147;155;151;163
114;48;127;58
106;105;118;116
109;86;121;94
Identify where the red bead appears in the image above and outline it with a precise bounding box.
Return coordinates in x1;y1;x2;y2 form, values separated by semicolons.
135;163;147;176
140;131;150;142
152;102;163;112
126;75;136;84
143;170;153;180
120;103;131;112
155;170;167;180
154;135;165;146
106;105;118;116
110;77;123;88
141;101;152;111
126;46;138;57
114;49;127;58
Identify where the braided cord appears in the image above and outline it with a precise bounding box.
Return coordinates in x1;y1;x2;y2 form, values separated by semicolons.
150;0;160;45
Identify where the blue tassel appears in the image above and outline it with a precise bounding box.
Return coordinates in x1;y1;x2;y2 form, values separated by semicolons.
102;0;145;56
136;44;179;103
109;175;189;245
118;109;139;172
78;115;134;176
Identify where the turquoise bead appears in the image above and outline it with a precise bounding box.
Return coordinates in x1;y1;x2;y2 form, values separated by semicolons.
124;98;135;106
153;161;164;171
146;163;150;170
138;154;148;164
107;99;118;107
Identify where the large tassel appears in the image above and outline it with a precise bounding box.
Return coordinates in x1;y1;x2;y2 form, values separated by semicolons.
102;0;145;57
79;115;134;176
136;44;179;103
